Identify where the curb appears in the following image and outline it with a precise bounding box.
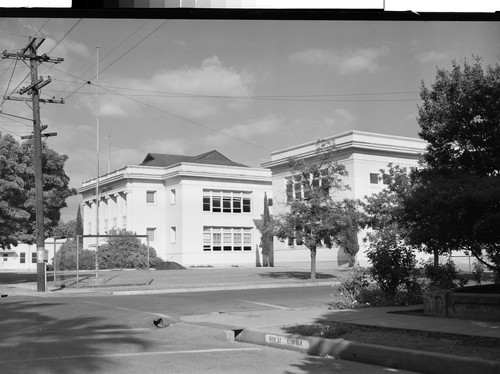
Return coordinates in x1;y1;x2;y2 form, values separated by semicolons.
234;328;500;374
0;281;335;297
111;281;335;295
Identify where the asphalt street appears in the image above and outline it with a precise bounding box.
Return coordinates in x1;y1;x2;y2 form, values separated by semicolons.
0;287;420;374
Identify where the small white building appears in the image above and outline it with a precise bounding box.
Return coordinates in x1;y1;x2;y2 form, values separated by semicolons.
261;130;427;267
0;237;66;272
78;150;272;267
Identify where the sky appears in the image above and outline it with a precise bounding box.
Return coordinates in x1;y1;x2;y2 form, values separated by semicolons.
0;16;498;222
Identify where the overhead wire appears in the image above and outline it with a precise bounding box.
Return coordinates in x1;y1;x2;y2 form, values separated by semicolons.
98;83;272;152
51;20;152;99
64;20;169;101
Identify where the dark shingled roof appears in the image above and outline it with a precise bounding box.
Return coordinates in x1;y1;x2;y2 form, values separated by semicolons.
140;150;248;168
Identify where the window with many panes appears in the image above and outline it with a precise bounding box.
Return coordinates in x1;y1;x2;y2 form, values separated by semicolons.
146;190;156;204
286;170;330;202
203;227;252;251
20;252;26;263
31;253;37;263
203;191;251;213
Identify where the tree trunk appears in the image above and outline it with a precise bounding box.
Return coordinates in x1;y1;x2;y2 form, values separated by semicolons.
310;247;317;281
433;248;439;269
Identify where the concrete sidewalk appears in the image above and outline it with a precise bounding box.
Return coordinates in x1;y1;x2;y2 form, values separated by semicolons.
0;264;339;296
183;306;500;374
2;266;499;374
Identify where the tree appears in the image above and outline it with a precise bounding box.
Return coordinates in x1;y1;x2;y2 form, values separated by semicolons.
336;199;361;267
53;220;76;238
98;228;162;269
273;139;354;280
56;239;95;270
0;133;75;247
21;139;76;242
404;57;500;276
363;164;421;299
0;133;30;249
260;192;274;267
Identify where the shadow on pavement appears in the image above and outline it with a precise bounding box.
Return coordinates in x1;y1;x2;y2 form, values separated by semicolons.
259;271;337;280
0;298;153;374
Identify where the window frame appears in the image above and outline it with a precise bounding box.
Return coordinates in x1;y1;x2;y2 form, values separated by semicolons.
203;227;252;252
146;190;156;204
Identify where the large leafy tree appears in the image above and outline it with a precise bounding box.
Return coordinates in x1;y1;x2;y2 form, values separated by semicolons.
273;139;359;280
0;133;30;248
363;165;421;298
0;133;75;248
404;58;500;275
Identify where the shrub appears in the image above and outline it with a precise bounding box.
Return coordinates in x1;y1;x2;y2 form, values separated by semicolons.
423;259;468;290
326;266;371;309
472;261;486;285
55;239;95;270
366;230;420;300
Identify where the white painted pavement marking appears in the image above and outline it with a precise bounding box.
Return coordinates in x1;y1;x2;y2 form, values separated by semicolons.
237;299;291;310
0;348;263;363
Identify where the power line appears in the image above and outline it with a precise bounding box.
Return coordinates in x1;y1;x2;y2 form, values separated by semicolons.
100;84;271;152
51;20;152;99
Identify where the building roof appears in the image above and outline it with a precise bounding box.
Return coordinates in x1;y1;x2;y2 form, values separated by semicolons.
140;150;248;168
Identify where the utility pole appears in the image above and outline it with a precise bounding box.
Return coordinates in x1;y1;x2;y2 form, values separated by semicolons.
2;37;64;292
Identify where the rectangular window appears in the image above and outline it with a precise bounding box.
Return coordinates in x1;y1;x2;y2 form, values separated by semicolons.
122;215;127;228
370;173;379;184
170;189;176;204
170;226;176;243
203;227;252;252
203;228;211;251
294;176;302;200
3;254;7;261
242;198;251;213
223;228;232;251
286;180;293;202
223;196;232;213
288;171;331;201
203;196;211;211
147;227;156;242
233;197;241;213
146;190;156;203
20;252;26;263
31;252;37;263
213;230;222;251
212;196;221;212
113;217;117;228
382;174;391;185
202;191;251;213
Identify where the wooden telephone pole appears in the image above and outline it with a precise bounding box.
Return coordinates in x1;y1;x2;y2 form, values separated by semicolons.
2;37;64;292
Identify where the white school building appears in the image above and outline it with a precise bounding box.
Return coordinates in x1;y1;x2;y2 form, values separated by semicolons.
78;150;272;267
261;130;427;267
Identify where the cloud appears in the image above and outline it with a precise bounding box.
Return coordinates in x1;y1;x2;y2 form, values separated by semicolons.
324;108;356;130
290;47;389;75
91;56;254;121
205;115;283;146
413;50;450;64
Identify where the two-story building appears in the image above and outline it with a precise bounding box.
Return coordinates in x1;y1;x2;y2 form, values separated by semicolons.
261;130;427;267
78;150;272;267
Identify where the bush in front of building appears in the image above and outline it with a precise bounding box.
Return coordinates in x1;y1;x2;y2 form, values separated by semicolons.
98;229;162;270
55;239;95;270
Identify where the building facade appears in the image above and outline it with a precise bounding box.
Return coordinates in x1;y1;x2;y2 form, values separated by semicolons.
0;238;66;272
261;130;427;267
78;151;272;267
